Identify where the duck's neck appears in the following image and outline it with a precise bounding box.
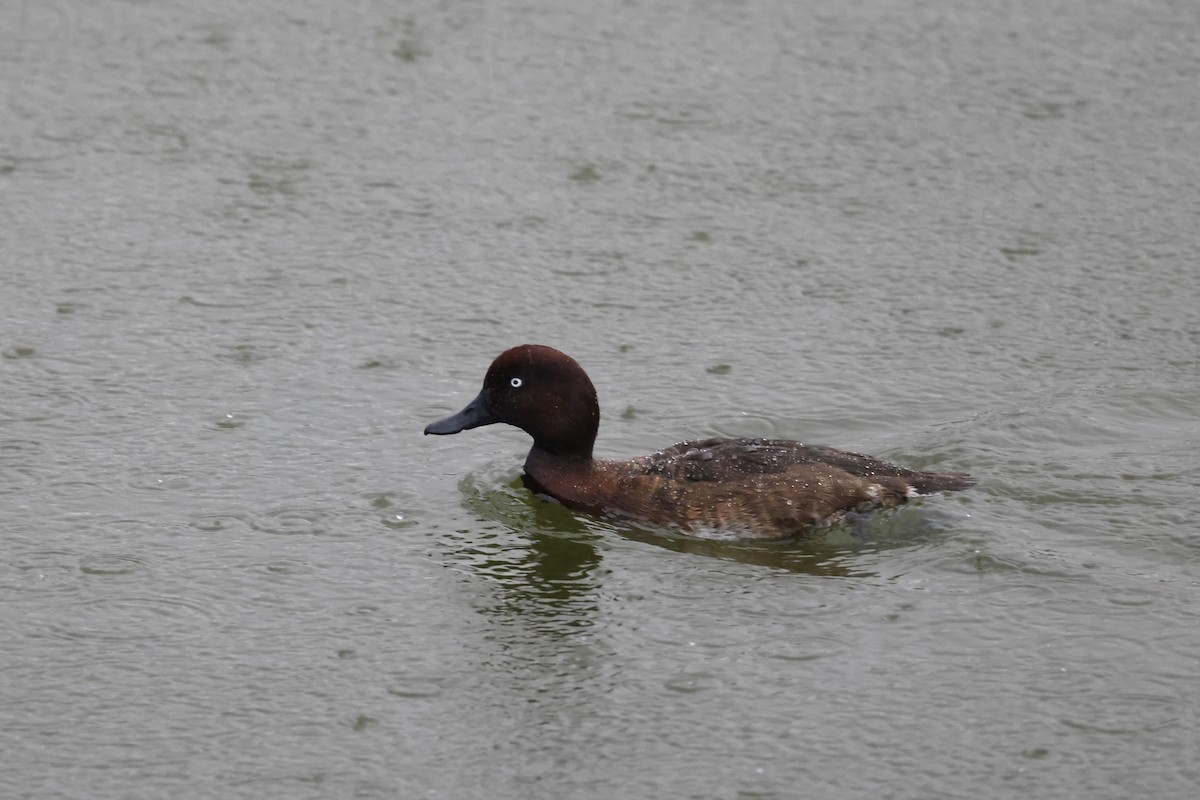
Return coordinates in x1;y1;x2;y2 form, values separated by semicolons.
524;445;594;477
522;446;605;514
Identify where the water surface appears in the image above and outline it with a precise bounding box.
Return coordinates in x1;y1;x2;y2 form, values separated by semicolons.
2;1;1199;798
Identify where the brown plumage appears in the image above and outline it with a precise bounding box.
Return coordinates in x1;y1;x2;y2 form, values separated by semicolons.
425;344;974;540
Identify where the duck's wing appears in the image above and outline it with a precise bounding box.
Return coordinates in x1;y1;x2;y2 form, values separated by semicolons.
638;437;973;494
637;437;822;480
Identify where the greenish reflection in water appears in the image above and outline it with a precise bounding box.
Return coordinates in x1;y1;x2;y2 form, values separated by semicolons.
444;474;605;636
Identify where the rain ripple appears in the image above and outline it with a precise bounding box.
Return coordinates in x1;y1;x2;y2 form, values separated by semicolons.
41;594;217;642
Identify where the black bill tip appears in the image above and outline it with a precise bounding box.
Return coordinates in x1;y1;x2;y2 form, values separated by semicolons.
423;390;498;435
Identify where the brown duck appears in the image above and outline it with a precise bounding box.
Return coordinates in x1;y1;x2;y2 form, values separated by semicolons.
424;344;974;540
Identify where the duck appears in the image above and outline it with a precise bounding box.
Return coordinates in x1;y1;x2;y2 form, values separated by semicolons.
424;344;973;540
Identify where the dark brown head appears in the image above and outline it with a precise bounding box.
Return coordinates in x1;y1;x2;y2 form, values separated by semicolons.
424;344;600;459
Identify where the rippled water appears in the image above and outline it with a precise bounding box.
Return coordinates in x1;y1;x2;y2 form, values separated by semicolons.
3;1;1199;798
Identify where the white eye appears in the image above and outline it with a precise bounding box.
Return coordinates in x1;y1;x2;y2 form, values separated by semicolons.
510;377;523;388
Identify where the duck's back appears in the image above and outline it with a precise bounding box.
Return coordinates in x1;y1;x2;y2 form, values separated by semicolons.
599;437;973;538
639;437;972;491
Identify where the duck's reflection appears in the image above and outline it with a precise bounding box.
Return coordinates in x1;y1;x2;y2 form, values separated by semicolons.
449;473;605;637
610;524;874;577
448;474;937;612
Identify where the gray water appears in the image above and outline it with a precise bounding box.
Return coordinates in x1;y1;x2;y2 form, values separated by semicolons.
3;1;1199;798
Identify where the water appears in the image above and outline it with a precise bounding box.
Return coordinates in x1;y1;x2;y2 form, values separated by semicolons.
2;0;1199;797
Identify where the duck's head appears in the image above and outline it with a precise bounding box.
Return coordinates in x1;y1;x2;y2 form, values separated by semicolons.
424;344;600;459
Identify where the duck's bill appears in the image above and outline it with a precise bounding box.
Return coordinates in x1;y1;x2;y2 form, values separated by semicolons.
423;390;498;435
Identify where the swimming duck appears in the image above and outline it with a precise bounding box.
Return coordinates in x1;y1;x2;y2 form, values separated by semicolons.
424;344;973;540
